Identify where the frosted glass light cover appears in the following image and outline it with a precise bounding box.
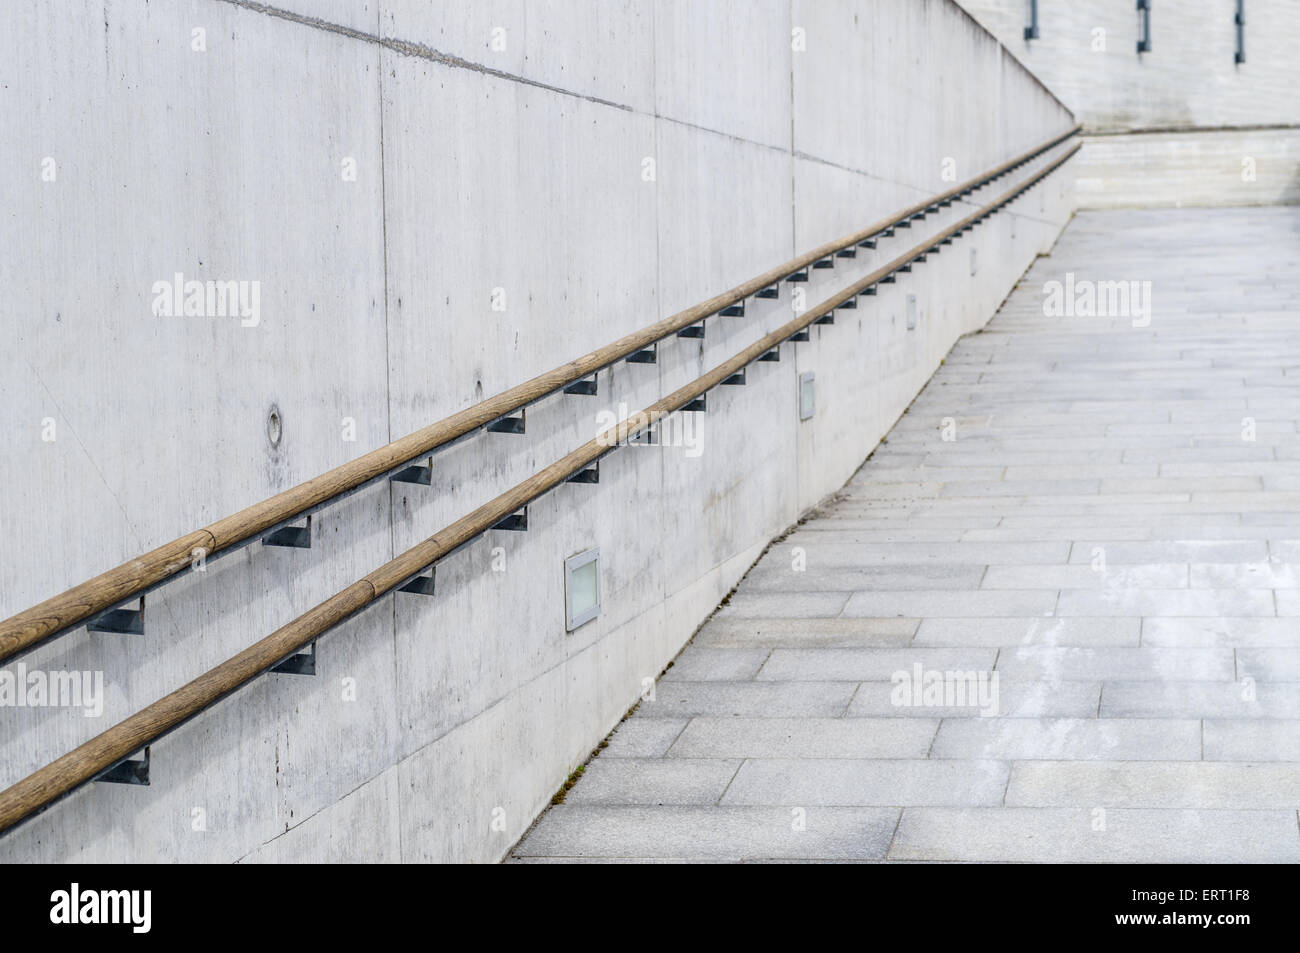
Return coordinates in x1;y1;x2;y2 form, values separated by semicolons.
565;549;600;630
799;372;816;421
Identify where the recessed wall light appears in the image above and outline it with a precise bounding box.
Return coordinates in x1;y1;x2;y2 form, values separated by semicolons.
565;548;600;631
799;372;816;421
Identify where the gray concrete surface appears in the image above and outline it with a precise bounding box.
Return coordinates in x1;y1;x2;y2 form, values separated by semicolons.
0;0;1073;862
1074;127;1300;210
512;205;1300;863
956;0;1300;133
955;1;1300;209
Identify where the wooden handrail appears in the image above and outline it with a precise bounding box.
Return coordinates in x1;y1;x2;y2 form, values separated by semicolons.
0;141;1081;835
0;123;1079;666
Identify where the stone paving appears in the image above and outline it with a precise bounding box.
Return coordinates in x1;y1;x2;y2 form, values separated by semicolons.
512;206;1300;862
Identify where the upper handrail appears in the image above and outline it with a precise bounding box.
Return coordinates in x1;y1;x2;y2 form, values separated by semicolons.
0;123;1080;666
0;140;1082;836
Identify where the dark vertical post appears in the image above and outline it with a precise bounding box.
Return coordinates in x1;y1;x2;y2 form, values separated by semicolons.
1136;0;1152;54
1235;0;1246;64
1024;0;1040;41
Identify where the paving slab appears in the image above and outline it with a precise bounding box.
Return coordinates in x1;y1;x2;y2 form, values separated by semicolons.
842;589;1059;618
692;616;917;649
665;716;939;759
1055;588;1274;617
599;718;689;758
890;808;1300;863
913;616;1140;647
562;759;742;805
516;806;900;860
722;759;1009;807
995;646;1234;681
1203;721;1300;761
1100;682;1300;719
512;208;1300;862
757;648;999;681
931;718;1203;761
1005;761;1300;809
659;648;771;681
846;679;1100;718
1141;617;1300;648
640;681;858;718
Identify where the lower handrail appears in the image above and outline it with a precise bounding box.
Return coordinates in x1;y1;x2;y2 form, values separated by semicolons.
0;140;1080;836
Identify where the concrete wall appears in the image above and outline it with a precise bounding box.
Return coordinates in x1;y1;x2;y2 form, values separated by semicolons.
1077;127;1300;208
955;0;1300;132
0;0;1073;862
954;0;1300;208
